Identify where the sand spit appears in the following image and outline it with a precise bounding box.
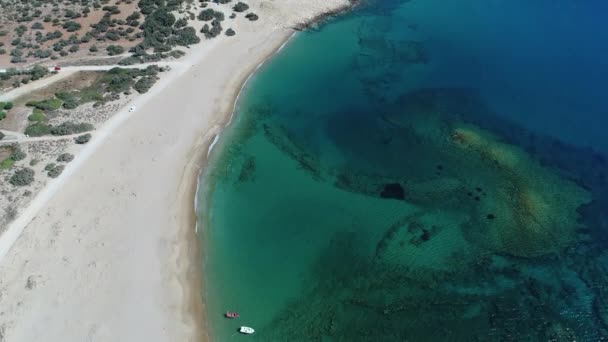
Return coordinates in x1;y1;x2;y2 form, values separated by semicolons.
0;0;352;341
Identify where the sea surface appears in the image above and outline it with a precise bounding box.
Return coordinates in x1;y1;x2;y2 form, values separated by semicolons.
198;1;608;340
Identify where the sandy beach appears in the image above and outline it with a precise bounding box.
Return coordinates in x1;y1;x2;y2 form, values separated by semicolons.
0;1;352;341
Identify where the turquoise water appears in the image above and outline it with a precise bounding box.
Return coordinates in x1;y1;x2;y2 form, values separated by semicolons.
199;1;608;340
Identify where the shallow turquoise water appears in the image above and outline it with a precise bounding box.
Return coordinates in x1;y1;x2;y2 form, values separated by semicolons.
199;1;608;340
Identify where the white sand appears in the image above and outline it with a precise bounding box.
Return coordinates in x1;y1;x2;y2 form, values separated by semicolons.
0;1;351;341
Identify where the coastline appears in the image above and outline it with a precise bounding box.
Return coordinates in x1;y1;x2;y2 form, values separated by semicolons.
180;29;295;342
0;1;355;341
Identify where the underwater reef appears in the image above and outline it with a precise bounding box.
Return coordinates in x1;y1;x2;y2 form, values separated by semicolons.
246;86;607;340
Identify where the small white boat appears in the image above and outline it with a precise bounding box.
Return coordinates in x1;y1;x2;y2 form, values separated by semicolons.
239;326;255;334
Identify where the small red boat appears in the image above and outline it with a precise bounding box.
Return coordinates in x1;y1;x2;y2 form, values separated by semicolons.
225;312;239;318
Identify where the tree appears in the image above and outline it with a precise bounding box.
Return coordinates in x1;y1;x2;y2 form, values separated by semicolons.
225;28;235;36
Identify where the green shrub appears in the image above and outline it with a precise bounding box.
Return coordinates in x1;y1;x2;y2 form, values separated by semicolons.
56;92;79;109
233;2;249;12
44;163;56;171
106;44;124;56
0;158;15;170
28;108;47;122
25;122;52;136
57;153;74;163
10;147;26;161
75;133;92;144
245;12;259;21
3;102;14;110
10;168;35;186
133;75;157;93
198;9;215;21
225;28;235;36
47;164;64;178
0;111;6;120
62;21;82;32
50;122;94;136
26;98;63;110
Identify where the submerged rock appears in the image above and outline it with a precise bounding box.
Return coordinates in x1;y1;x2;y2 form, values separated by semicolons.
380;183;405;200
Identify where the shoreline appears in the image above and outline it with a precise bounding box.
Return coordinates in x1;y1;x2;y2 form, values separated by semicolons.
185;29;296;341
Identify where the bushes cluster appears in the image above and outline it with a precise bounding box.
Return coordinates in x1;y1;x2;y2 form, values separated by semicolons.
50;122;94;136
131;0;200;57
133;75;157;93
55;92;80;109
28;108;46;122
103;66;161;94
25;122;51;137
25;121;94;137
201;20;222;38
57;153;74;163
10;147;27;161
10;168;35;186
106;45;125;56
26;98;63;111
47;164;65;178
233;2;249;12
245;12;259;21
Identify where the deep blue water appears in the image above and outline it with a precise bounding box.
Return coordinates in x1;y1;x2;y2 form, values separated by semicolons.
201;1;608;340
